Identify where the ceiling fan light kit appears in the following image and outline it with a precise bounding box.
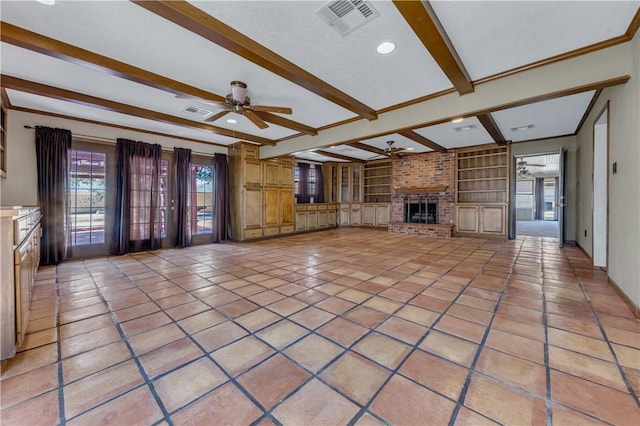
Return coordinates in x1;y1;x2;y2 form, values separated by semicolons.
199;81;292;129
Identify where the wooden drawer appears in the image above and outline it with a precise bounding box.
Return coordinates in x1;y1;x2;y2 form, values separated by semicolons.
263;226;280;237
280;225;295;234
243;228;263;240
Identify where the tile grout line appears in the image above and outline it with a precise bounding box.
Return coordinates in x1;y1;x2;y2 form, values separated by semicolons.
566;252;640;409
55;265;67;426
82;258;175;426
541;247;554;426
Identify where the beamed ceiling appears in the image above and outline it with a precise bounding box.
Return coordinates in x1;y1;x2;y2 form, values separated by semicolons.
1;0;639;162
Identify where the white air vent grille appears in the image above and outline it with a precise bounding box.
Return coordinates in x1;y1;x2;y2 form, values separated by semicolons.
316;0;380;36
184;106;213;116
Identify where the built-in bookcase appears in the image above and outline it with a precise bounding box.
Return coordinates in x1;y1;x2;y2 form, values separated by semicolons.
364;160;391;203
456;147;508;203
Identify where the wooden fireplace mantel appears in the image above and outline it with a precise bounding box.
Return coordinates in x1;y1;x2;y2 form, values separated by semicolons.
393;185;448;194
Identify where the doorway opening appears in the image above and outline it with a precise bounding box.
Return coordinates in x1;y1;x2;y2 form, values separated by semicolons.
593;106;608;268
514;153;561;238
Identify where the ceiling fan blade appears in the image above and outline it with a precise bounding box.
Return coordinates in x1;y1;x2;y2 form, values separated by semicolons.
252;105;293;114
245;110;269;129
204;109;232;122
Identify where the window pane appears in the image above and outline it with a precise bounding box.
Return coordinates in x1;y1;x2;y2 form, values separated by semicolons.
68;150;106;246
191;164;214;235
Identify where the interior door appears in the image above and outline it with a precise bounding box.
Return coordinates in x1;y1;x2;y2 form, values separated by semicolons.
558;148;567;247
508;155;517;239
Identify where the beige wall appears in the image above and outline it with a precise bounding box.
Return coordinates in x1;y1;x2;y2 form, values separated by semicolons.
576;32;640;307
510;136;578;241
0;110;227;206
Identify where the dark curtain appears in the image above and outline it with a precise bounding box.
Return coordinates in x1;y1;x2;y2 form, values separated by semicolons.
535;178;545;220
297;162;310;203
212;153;231;242
35;126;72;265
110;138;162;255
315;165;325;203
174;148;192;248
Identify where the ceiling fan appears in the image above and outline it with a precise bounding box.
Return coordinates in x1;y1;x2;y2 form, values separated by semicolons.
369;140;409;159
517;159;546;177
181;81;292;129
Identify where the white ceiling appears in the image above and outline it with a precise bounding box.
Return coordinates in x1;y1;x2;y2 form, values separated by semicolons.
1;0;638;160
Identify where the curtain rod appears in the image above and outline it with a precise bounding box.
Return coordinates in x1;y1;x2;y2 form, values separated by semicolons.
23;125;220;156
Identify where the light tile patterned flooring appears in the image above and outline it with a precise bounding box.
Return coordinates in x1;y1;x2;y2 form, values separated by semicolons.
1;228;639;425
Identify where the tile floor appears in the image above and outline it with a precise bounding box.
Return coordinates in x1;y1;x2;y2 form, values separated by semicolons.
1;228;639;425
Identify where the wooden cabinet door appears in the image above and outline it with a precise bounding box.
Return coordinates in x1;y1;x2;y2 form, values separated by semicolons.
480;205;506;235
280;188;295;226
263;187;280;227
363;204;376;226
264;161;280;186
456;205;479;233
244;187;263;229
296;212;307;231
350;204;361;225
244;160;262;186
376;204;390;226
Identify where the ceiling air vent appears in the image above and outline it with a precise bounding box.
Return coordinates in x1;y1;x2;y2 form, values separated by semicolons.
316;0;380;36
184;106;213;116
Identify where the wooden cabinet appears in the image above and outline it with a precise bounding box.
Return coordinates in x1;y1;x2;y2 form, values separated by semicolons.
362;203;391;227
229;143;294;241
1;207;41;360
455;145;509;237
295;203;338;233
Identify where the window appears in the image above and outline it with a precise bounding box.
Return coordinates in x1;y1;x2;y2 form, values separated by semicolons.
308;166;317;201
294;166;300;196
68;150;106;246
191;164;214;234
159;160;168;238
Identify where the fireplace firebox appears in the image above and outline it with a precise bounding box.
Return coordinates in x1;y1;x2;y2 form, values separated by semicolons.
404;197;438;224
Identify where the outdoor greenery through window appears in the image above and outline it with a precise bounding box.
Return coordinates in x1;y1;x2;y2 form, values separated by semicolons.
191;164;214;234
69;150;106;246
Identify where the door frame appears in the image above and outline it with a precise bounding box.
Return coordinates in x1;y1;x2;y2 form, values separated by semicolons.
592;102;609;269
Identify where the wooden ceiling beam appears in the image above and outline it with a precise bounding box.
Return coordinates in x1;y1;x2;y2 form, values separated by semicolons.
0;22;315;135
349;142;387;156
315;150;365;163
253;111;317;136
1;75;276;145
131;0;378;121
476;113;508;146
392;0;473;95
398;130;447;153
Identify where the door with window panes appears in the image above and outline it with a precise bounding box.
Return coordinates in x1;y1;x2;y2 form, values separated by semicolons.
189;155;215;245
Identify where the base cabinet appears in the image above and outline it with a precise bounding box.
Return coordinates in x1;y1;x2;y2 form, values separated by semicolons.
295;204;338;233
1;207;41;360
362;203;390;227
455;204;507;237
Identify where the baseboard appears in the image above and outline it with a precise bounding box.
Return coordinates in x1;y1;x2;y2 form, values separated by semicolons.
575;241;593;264
608;276;640;319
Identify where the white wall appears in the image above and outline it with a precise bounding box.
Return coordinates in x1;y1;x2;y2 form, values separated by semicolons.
0;110;228;206
593;121;607;267
511;136;578;242
576;31;640;307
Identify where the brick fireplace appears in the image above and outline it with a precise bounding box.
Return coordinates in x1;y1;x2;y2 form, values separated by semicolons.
389;151;455;238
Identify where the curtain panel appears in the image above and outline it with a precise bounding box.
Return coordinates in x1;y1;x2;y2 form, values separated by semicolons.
212;153;232;242
535;177;545;220
297;162;310;203
173;148;192;248
35;126;72;265
315;166;325;203
110;138;162;255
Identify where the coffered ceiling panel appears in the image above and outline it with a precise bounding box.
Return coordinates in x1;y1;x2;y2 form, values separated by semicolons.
413;117;494;150
195;0;454;110
0;0;637;159
430;1;640;81
492;91;596;142
7;90;238;147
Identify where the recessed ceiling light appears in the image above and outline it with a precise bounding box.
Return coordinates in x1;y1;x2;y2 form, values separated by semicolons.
36;0;55;4
511;124;535;132
451;117;464;123
406;147;415;151
377;42;396;54
454;124;477;132
226;118;237;124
